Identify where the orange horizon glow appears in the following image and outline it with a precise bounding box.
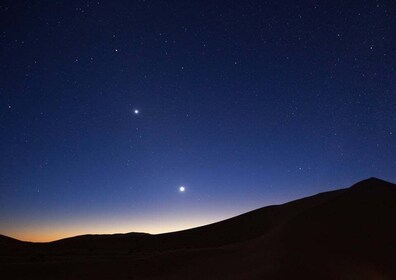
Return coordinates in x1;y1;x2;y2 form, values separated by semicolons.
2;209;253;243
4;220;222;242
1;191;298;243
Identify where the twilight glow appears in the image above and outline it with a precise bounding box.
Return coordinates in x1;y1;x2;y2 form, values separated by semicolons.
1;1;395;242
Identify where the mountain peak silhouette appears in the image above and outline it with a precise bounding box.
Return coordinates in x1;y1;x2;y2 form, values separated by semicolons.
350;177;395;191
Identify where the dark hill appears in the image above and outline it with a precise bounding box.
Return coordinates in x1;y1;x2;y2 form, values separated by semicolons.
49;187;345;252
0;234;25;247
1;177;395;279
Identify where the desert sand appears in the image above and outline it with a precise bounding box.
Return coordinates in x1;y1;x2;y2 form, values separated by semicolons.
1;177;395;279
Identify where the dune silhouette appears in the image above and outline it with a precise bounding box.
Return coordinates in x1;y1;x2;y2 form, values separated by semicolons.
1;177;395;279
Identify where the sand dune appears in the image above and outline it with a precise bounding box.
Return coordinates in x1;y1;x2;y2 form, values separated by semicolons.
1;177;395;279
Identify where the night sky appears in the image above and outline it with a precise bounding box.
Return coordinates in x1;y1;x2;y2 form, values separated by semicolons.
1;1;395;242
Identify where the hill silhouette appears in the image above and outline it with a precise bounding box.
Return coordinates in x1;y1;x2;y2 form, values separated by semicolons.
1;177;395;279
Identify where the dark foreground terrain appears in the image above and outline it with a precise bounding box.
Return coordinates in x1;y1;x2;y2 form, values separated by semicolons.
1;177;396;279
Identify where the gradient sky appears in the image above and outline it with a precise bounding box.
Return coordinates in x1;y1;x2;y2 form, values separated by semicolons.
1;0;395;242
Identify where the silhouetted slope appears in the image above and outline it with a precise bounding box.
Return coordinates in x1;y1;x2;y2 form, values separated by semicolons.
143;177;396;279
49;187;346;251
1;178;395;279
0;234;24;248
271;177;396;278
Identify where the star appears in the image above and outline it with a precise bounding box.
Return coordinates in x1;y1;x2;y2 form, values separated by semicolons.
134;109;139;114
179;186;185;192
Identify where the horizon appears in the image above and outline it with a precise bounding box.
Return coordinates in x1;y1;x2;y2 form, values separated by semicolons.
3;176;392;242
1;1;395;244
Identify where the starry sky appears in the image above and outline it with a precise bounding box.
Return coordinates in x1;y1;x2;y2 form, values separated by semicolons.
1;0;395;242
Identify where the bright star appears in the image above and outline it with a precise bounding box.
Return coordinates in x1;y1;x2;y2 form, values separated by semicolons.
179;186;185;192
134;109;139;114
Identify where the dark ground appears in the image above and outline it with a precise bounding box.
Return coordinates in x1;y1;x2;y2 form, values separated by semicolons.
1;177;396;279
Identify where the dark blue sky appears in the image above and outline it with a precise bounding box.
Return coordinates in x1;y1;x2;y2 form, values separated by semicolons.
1;0;395;241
